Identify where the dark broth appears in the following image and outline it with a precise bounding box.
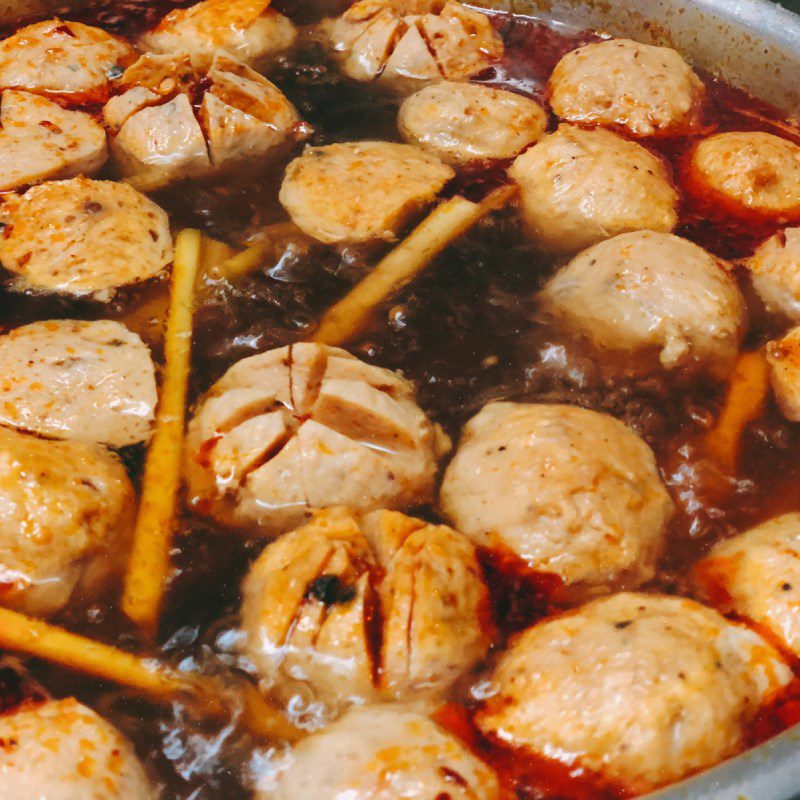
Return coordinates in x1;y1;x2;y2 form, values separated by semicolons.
0;4;800;799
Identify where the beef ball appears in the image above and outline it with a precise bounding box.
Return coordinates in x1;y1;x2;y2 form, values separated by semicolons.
440;403;674;600
0;90;107;191
694;513;800;658
0;19;135;104
686;131;800;221
548;38;705;138
509;124;678;254
0;699;156;799
241;507;491;724
105;52;302;191
138;0;297;71
539;231;746;378
0;426;135;617
185;343;450;535
326;0;503;92
0;178;172;300
746;227;800;321
258;705;499;800
767;324;800;421
0;319;157;447
476;592;792;794
398;81;547;165
279;141;454;244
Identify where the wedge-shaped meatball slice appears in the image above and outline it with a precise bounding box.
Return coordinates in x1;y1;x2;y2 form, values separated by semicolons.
540;231;746;378
476;593;793;795
0;90;107;191
548;38;705;138
766;324;800;421
0;19;135;104
399;81;547;165
106;52;302;191
186;343;449;535
0;178;172;299
259;705;500;800
0;426;135;617
0;699;156;799
694;514;800;658
241;507;491;723
509;124;678;254
746;227;800;321
687;131;800;221
279;142;454;244
0;320;157;447
138;0;297;71
440;403;674;601
327;0;504;92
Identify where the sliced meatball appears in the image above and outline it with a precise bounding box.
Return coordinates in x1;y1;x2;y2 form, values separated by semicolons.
686;131;800;221
0;319;157;448
746;227;800;321
327;0;504;92
279;141;454;244
185;343;450;535
258;705;500;800
106;52;302;191
0;426;135;617
241;507;491;723
440;403;674;600
0;90;107;192
138;0;297;71
0;178;173;299
509;124;678;254
398;81;548;165
111;93;211;192
766;324;800;421
694;514;800;658
475;593;793;794
539;231;746;378
0;19;136;104
548;38;705;138
0;699;156;799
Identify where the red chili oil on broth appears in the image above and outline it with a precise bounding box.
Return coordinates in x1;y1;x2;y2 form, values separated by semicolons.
0;5;799;800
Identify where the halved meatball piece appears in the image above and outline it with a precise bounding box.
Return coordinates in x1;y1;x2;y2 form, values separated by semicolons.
694;514;800;658
509;124;678;254
0;19;135;104
138;0;297;71
540;231;746;378
279;142;454;244
476;593;793;794
0;319;157;447
326;0;503;92
686;131;800;221
766;324;800;421
106;52;302;191
0;699;156;799
259;705;500;800
241;508;491;723
0;426;135;617
398;81;548;165
440;403;674;601
0;178;173;299
746;227;800;321
548;38;705;138
0;90;107;191
185;343;449;535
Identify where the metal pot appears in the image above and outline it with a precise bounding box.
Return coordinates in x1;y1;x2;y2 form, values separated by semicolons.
0;0;797;797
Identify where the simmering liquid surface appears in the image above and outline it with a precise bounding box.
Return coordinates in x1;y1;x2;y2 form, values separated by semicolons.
1;3;799;798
